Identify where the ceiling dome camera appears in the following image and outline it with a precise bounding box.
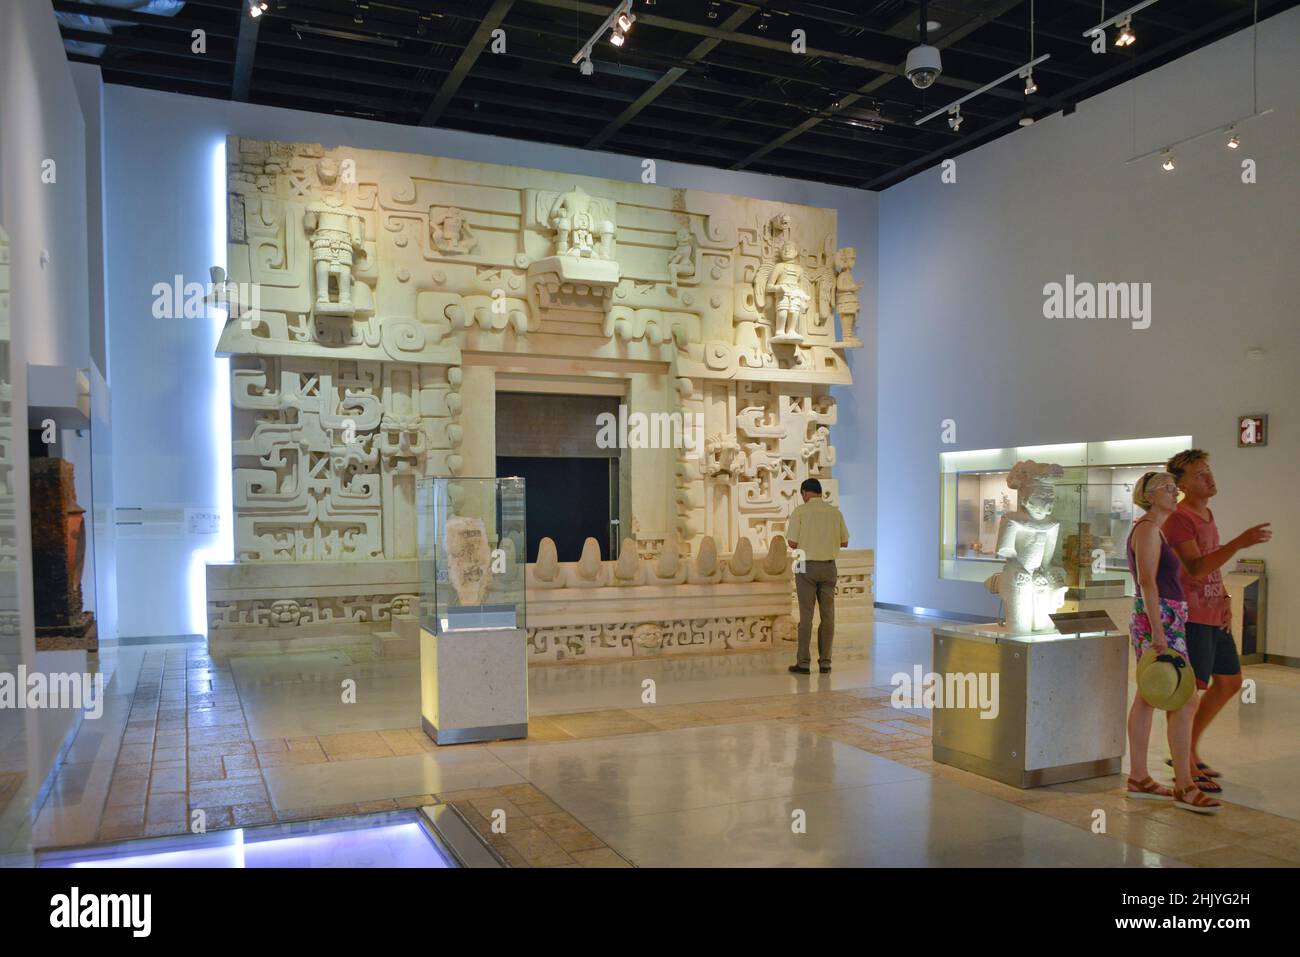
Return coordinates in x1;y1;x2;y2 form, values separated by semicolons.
906;44;942;90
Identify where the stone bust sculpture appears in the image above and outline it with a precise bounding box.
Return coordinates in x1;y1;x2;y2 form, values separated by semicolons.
986;460;1068;634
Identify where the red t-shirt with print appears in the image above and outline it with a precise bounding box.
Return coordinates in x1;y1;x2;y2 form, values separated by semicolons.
1162;503;1226;626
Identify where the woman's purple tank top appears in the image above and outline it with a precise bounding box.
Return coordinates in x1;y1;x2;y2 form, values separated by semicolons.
1127;519;1185;602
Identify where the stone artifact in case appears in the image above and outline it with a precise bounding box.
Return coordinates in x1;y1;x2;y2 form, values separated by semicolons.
417;476;526;634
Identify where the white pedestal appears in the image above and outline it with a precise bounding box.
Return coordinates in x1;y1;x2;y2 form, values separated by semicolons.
931;624;1128;788
419;626;528;745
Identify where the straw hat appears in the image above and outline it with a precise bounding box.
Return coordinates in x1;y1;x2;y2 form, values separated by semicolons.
1136;645;1195;711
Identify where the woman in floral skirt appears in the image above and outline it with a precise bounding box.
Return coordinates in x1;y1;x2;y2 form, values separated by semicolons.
1125;471;1220;813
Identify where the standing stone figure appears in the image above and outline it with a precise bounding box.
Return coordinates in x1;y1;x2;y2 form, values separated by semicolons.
833;247;864;346
765;243;810;343
985;460;1069;634
304;157;365;315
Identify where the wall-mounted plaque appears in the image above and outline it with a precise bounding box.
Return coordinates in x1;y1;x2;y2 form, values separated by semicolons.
1238;414;1268;447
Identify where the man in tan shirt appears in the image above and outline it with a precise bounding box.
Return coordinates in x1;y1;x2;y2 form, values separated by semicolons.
785;479;849;674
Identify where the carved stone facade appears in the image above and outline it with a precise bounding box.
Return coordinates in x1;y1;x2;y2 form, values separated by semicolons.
208;137;866;654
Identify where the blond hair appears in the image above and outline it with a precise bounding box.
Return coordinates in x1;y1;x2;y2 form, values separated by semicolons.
1133;471;1177;510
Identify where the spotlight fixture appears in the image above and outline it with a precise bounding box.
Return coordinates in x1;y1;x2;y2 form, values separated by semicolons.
1227;128;1241;149
571;1;636;68
580;56;594;76
913;54;1049;127
1081;1;1160;50
1115;16;1136;47
947;106;962;132
248;0;267;17
707;1;721;19
1161;151;1175;171
1023;71;1037;95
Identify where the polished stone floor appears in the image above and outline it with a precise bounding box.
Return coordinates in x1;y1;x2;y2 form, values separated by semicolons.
4;612;1299;867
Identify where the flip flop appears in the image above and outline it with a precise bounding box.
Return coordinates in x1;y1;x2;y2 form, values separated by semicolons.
1193;775;1222;794
1167;758;1222;778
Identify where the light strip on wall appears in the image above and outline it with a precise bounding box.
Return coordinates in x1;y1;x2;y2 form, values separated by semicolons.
189;137;234;637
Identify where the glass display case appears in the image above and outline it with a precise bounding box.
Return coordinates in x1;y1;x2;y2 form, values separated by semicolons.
416;476;526;634
939;436;1194;597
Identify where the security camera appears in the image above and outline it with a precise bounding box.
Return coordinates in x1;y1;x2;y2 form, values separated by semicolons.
905;44;942;90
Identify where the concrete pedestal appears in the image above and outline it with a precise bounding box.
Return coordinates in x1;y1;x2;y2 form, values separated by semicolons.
931;624;1127;788
419;626;528;745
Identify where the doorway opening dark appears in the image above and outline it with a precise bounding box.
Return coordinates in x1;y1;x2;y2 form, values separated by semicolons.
495;391;624;563
497;456;616;563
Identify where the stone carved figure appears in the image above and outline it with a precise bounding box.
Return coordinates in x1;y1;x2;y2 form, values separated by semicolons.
756;243;810;344
269;599;302;627
985;461;1068;634
549;185;614;260
667;228;696;290
704;433;743;476
304;158;365;316
833;247;864;346
429;206;478;255
444;515;492;606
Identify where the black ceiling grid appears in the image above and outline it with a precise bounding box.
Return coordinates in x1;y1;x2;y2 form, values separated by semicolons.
56;0;1300;190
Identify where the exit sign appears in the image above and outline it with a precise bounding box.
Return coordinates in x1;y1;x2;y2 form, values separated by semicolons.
1238;414;1268;447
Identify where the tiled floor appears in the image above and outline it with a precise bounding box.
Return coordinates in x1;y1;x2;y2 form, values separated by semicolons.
9;613;1300;868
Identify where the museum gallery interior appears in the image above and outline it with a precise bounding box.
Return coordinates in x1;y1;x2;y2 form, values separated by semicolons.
0;0;1297;872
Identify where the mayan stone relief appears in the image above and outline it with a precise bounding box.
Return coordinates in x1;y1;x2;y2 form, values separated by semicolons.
208;137;865;652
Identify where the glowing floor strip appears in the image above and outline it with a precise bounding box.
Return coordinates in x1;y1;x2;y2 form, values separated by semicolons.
46;822;452;869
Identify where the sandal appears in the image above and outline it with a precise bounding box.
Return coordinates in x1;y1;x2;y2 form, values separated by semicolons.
1126;776;1173;801
1173;784;1221;814
1167;758;1222;778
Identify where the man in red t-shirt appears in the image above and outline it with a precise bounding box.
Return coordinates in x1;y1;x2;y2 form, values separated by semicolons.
1164;449;1271;787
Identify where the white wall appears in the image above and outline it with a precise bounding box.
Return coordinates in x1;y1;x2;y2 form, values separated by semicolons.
873;9;1300;654
0;0;95;804
101;86;879;637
